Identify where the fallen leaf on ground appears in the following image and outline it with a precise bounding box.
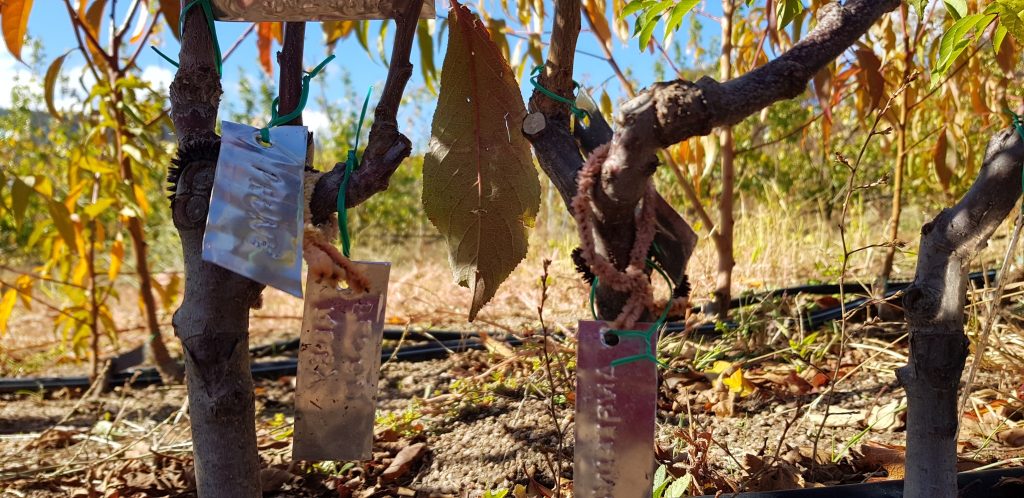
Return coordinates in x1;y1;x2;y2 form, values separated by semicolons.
743;454;805;491
865;398;906;432
997;428;1024;447
260;467;296;492
807;409;865;428
381;442;428;481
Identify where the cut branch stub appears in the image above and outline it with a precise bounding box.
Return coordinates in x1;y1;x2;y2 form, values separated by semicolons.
422;0;540;320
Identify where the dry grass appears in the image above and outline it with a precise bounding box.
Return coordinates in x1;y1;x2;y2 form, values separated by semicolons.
2;197;1023;377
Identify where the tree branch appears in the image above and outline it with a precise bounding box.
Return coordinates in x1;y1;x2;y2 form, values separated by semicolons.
602;0;901;209
277;22;306;126
309;0;422;225
523;0;697;318
527;0;580;120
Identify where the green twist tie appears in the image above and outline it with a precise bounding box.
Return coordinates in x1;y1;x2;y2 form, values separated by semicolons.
150;0;223;76
259;54;335;144
589;259;676;368
336;86;374;258
529;65;589;124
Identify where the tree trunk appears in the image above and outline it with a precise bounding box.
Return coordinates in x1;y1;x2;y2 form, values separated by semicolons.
713;0;737;320
168;3;421;496
168;6;263;496
877;5;914;291
899;128;1023;498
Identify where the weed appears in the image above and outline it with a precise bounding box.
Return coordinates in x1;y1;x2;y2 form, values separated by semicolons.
375;402;426;437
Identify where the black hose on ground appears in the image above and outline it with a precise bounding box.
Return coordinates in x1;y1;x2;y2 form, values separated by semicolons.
692;467;1024;498
0;270;1000;393
0;337;521;394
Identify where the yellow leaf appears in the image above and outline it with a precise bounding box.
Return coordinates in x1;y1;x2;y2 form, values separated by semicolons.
0;289;16;335
583;0;612;50
84;0;110;70
323;20;355;47
723;368;756;397
108;237;124;281
44;52;70;119
129;5;149;44
15;274;33;310
257;22;277;76
71;258;89;287
1;0;34;62
133;184;150;216
705;360;733;374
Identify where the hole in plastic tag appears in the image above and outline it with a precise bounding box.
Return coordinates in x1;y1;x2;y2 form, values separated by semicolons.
293;261;390;461
575;320;658;498
202;121;307;297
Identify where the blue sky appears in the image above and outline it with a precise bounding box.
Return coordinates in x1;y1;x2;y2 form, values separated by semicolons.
9;1;725;147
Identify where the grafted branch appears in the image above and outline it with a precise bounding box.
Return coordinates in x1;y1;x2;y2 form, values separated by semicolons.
309;0;422;225
899;128;1024;498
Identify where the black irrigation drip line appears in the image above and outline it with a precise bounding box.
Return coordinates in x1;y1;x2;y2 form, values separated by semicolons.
672;270;998;335
692;467;1024;498
0;270;1002;394
0;337;522;394
249;329;488;358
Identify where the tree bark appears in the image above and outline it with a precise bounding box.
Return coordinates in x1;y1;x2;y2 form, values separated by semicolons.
309;1;421;226
898;128;1024;498
712;0;737;320
168;5;263;497
168;4;422;496
277;22;306;125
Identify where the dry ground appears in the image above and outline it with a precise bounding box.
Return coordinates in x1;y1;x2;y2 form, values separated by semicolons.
2;207;1024;496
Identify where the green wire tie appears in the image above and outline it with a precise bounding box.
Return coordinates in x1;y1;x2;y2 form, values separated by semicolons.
150;0;223;76
589;259;676;368
336;86;374;258
529;65;589;124
258;54;336;144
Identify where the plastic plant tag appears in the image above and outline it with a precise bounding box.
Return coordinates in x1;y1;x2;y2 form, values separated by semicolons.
211;0;436;21
202;121;306;297
293;261;390;461
575;320;658;498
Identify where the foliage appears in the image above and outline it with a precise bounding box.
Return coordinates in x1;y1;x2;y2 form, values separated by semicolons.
652;464;693;497
0;2;178;365
0;63;175;342
422;0;540;321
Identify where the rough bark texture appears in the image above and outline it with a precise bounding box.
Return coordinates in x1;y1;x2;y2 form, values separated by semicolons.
277;22;306;126
897;128;1024;498
523;0;696;319
168;6;262;497
601;0;901;212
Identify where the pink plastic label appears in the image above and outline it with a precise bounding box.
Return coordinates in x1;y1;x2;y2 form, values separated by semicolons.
574;320;657;498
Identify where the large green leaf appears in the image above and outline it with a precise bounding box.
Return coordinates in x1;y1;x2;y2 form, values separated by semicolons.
422;0;540;321
990;0;1024;43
